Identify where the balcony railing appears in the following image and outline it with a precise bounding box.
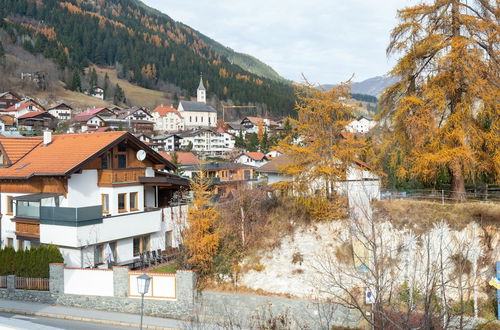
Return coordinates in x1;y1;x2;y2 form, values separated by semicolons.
98;168;146;186
15;221;40;238
40;205;102;227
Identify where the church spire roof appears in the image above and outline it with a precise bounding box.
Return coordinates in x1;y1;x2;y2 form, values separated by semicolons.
197;75;206;91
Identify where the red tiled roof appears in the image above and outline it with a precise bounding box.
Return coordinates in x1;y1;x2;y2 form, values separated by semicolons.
0;132;131;178
153;105;183;118
243;152;266;161
74;108;111;122
5;101;44;112
0;115;15;126
244;116;278;126
160;152;200;165
0;136;43;164
17;111;49;119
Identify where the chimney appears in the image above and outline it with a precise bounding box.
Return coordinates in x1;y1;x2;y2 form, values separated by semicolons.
43;130;52;146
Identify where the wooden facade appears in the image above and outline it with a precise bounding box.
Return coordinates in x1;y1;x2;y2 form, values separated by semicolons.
0;177;67;194
14;220;40;239
98;168;146;187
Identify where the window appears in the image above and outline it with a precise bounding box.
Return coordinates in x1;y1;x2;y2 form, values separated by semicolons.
101;194;109;214
6;196;13;215
7;238;13;248
101;153;110;169
109;241;118;263
190;116;192;122
94;244;103;265
165;231;173;248
118;193;127;213
117;143;127;152
133;235;150;256
129;192;138;211
117;154;127;168
244;170;251;180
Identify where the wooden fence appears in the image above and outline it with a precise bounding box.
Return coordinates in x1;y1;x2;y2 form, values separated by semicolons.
15;277;49;291
0;276;6;288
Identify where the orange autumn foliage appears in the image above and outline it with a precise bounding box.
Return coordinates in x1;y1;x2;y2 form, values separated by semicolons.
379;0;500;198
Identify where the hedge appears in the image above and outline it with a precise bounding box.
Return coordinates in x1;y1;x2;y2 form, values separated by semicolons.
0;245;64;278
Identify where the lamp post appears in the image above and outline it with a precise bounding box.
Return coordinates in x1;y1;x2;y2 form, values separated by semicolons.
137;273;152;330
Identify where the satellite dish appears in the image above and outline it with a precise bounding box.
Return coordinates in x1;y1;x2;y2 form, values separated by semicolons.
136;150;146;161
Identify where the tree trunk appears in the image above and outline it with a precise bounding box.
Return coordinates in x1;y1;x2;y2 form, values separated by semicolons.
450;162;466;201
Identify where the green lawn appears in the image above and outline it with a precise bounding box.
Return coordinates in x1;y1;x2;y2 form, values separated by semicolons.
149;263;178;273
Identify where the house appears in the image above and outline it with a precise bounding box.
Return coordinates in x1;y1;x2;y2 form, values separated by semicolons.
47;103;73;121
0;131;189;268
256;154;293;184
346;116;376;134
0;115;16;132
73;108;116;132
177;77;217;129
178;128;231;157
265;149;283;159
17;111;56;131
241;116;278;134
135;133;162;151
234;152;269;167
90;87;104;100
216;127;236;150
117;107;153;122
0;92;22;110
182;162;255;197
2;100;46;118
152;105;184;132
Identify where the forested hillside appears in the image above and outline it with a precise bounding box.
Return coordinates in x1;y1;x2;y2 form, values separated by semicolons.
0;0;295;117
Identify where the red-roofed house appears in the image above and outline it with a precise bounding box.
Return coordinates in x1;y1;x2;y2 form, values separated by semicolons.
152;105;184;132
159;151;200;166
234;151;269;167
0;131;189;268
3;100;45;118
47;103;73;121
0;92;22;110
17;111;55;131
73;108;116;132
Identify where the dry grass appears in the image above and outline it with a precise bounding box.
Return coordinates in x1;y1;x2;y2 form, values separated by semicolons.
374;199;500;233
88;66;172;108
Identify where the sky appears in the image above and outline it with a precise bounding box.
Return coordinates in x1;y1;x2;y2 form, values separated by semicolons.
141;0;410;84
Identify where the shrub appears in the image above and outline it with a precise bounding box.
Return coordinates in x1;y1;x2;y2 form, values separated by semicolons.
0;245;63;278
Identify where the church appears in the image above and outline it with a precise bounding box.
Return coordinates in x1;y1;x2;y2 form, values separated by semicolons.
178;76;218;129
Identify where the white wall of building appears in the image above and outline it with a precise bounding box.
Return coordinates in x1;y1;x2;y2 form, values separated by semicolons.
67;170;100;207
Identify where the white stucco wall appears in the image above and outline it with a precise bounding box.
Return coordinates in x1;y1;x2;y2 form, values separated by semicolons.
64;268;114;296
67;170;100;207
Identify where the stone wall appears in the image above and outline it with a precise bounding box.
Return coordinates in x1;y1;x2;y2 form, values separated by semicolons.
0;264;361;328
198;291;361;329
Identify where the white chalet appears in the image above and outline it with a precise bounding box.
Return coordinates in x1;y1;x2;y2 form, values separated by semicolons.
0;132;189;268
346;116;376;134
47;103;73;121
152;105;184;132
178;77;217;129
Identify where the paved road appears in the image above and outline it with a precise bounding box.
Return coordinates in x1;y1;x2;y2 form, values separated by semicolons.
0;312;134;329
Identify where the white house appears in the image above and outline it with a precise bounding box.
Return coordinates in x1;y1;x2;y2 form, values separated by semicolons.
47;103;73;121
90;87;104;100
178;77;217;129
152;105;185;132
0;131;189;268
241;117;279;134
346;116;376;134
234;152;269;167
2;100;46;118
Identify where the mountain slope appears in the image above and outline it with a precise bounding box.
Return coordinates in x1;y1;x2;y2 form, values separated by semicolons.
323;76;398;97
0;0;294;116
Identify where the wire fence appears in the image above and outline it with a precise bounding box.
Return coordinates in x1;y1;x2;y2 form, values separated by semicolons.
381;189;500;204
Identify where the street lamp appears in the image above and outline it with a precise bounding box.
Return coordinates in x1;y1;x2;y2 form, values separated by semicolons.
137;273;152;330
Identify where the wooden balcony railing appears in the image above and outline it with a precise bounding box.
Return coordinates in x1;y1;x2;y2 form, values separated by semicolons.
14;220;40;239
98;168;146;186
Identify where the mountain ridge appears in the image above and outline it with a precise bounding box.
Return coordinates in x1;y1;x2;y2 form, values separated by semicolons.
323;75;398;97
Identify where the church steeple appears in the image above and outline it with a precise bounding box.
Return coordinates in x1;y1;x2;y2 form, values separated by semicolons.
197;74;206;104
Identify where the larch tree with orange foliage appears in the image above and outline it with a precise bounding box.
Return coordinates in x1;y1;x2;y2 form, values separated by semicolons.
380;0;499;199
278;81;368;200
183;172;220;277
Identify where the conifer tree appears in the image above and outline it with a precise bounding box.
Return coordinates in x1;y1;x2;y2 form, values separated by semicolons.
88;68;98;93
184;172;220;276
103;73;111;100
70;69;81;92
380;0;499;199
113;83;126;104
0;39;5;58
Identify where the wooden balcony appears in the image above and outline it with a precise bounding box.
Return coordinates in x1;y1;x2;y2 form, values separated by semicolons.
14;220;40;239
97;168;146;187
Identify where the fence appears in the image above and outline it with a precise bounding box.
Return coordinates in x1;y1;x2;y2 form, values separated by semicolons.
381;189;500;203
15;277;49;291
0;276;6;288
